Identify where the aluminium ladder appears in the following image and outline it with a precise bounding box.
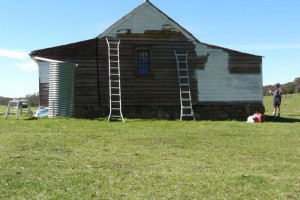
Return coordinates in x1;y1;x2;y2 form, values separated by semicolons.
106;38;124;122
174;49;195;121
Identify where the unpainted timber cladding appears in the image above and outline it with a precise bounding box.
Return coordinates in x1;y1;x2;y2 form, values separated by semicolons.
31;39;96;58
97;37;197;106
32;40;99;107
39;83;49;107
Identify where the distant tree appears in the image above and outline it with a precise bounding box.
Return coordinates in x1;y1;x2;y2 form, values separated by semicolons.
282;82;294;94
293;77;300;84
263;77;300;96
292;77;300;93
263;85;273;96
0;93;39;106
0;97;12;105
25;93;39;107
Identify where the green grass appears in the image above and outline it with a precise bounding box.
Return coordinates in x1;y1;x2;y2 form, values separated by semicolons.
264;93;300;117
1;95;300;199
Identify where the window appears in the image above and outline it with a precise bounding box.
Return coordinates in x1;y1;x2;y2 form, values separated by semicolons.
135;47;152;76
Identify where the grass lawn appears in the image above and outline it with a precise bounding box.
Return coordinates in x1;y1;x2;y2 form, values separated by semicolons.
0;95;300;199
264;93;300;116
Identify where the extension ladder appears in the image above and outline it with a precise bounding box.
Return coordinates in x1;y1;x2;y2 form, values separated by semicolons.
174;49;195;121
106;38;124;122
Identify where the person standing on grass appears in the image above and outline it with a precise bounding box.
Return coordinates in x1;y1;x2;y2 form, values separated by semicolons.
269;82;282;117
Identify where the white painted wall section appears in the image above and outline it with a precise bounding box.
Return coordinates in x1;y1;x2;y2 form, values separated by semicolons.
196;48;263;102
38;61;50;83
101;5;177;37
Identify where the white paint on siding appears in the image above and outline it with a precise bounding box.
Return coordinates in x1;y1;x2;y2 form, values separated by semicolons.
100;4;176;37
196;48;263;102
38;61;49;83
99;1;209;57
195;43;208;57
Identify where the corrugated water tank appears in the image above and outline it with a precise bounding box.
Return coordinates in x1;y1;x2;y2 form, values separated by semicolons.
48;62;76;117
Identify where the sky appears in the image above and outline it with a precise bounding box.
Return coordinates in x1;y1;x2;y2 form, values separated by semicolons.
0;0;299;98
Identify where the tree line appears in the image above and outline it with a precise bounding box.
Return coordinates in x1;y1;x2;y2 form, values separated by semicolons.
0;93;39;107
263;77;300;96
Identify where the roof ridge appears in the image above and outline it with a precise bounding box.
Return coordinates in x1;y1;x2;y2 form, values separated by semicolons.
96;0;199;43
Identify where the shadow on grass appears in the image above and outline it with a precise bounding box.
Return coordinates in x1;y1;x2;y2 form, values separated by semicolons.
265;115;300;123
24;117;38;120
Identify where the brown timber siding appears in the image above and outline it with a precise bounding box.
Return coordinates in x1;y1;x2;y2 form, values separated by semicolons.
97;36;198;108
39;83;49;107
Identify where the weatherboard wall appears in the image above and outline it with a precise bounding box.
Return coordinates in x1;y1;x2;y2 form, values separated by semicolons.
196;47;263;103
32;35;263;119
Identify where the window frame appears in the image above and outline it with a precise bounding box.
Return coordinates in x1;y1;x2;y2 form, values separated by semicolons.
134;46;153;77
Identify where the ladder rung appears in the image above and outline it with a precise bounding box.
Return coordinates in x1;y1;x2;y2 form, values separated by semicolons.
180;83;189;86
110;54;118;56
182;114;194;117
179;76;189;79
181;98;191;101
176;53;188;56
111;80;120;82
181;91;190;94
112;108;121;110
110;115;122;118
111;94;120;96
111;101;120;103
182;106;192;109
177;61;187;63
111;87;119;89
111;74;119;76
